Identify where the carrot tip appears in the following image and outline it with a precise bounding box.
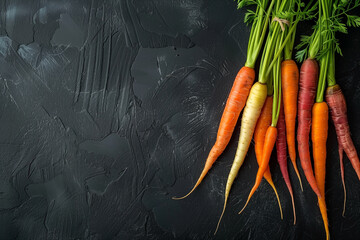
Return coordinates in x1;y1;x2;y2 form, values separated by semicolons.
290;192;296;225
292;162;304;192
238;198;250;215
172;185;198;200
339;147;346;217
172;193;191;200
214;199;228;235
342;180;347;217
269;182;283;220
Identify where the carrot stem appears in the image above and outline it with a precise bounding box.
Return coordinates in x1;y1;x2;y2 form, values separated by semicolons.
327;42;336;87
271;28;283;127
245;0;277;69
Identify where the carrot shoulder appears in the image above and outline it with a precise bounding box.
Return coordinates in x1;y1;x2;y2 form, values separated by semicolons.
173;66;255;200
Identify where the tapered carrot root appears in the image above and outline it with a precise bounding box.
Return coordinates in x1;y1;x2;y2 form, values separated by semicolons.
266;178;283;219
239;126;278;214
215;82;267;234
297;59;321;197
173;67;255;200
339;145;346;216
276;103;296;224
326;84;360;216
312;102;329;240
281;60;303;191
318;198;330;240
254;96;283;219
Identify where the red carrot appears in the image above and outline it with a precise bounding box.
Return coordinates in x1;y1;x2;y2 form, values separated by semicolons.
297;59;321;197
276;102;296;224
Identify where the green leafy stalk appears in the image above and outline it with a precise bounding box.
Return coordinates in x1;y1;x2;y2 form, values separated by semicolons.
294;1;321;62
326;0;360;86
267;75;274;95
239;0;277;68
315;0;360;100
296;0;360;63
316;51;329;102
258;23;282;83
315;0;329;103
257;0;290;83
271;33;283;126
266;22;296;75
267;0;316;74
284;0;317;59
284;16;295;60
327;37;336;87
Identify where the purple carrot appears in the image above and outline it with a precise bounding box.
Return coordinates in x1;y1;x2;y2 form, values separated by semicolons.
276;103;296;224
326;84;360;216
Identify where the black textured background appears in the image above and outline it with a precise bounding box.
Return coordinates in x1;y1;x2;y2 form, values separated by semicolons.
0;0;360;239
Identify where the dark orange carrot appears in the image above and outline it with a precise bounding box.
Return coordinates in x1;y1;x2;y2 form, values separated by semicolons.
239;126;278;214
276;103;296;224
281;59;303;191
312;102;329;240
326;84;360;216
297;59;321;197
254;96;283;218
173;66;255;200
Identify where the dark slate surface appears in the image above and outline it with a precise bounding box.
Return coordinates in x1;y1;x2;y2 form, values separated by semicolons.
0;0;360;239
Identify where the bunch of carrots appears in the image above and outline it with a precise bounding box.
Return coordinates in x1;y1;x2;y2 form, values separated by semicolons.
172;0;360;239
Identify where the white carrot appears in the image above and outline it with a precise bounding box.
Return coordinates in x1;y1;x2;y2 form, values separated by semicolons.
215;81;267;233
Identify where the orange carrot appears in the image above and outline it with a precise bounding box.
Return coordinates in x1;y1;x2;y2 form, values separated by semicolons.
312;102;329;240
239;126;278;214
173;66;255;200
281;59;303;190
254;96;283;218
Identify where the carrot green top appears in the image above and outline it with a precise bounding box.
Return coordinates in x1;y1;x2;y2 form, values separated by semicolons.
238;0;276;69
295;0;360;100
327;0;360;87
284;0;317;60
257;0;290;84
316;0;360;102
268;0;317;124
258;0;317;84
316;0;331;103
267;75;274;96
